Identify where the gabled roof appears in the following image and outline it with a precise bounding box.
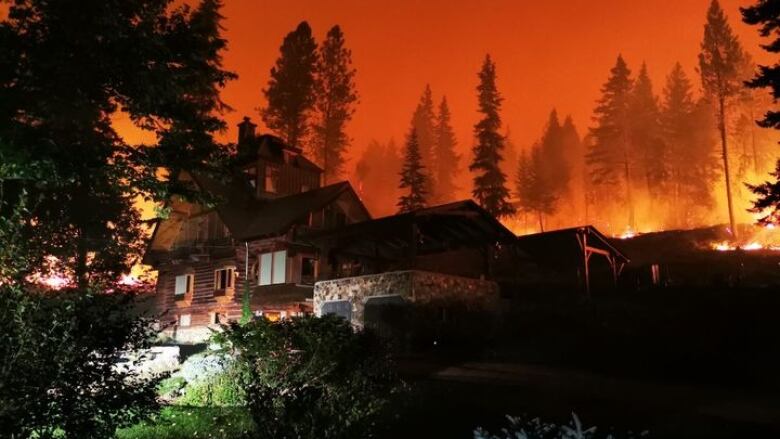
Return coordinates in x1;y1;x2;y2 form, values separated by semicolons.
302;200;517;258
236;181;368;240
515;225;629;268
236;133;321;172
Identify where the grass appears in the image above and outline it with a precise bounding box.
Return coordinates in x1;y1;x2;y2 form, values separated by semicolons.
116;406;255;439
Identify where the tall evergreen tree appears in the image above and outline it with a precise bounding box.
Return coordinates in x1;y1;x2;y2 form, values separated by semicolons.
502;126;519;197
561;115;585;219
699;0;746;236
433;96;460;202
661;63;719;228
411;85;437;197
743;0;780;224
538;109;570;207
0;0;235;286
471;55;515;218
398;128;428;213
630;63;666;203
312;25;358;184
262;21;318;148
587;55;635;228
515;146;556;232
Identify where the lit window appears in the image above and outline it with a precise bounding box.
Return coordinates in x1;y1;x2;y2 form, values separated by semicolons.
213;267;235;294
258;250;287;286
179;314;191;327
174;274;194;298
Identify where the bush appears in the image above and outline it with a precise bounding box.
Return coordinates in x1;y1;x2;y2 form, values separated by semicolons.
216;314;402;439
116;406;255;439
177;361;247;407
474;413;649;439
0;284;161;439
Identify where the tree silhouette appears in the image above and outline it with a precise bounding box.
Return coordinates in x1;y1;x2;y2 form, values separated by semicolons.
398;128;428;213
587;55;635;229
699;0;746;237
411;84;437;198
742;0;780;225
262;21;318;148
312;25;358;184
433;96;460;203
0;0;235;286
470;55;515;218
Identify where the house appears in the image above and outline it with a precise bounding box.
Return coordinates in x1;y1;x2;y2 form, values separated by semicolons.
308;200;524;331
514;226;630;295
144;118;370;342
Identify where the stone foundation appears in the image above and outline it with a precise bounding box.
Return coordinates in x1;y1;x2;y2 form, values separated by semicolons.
313;270;499;327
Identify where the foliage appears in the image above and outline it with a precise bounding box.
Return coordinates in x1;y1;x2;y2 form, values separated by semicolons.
474;413;649;439
748;160;780;224
216;314;402;439
116;406;255;439
311;25;358;184
586;55;635;227
0;0;235;286
411;84;438;197
433;96;460;203
177;362;248;407
629;63;665;202
0;285;161;439
742;0;780;225
659;63;719;228
699;0;747;236
398;128;429;212
158;376;188;399
262;21;318;148
471;54;515;218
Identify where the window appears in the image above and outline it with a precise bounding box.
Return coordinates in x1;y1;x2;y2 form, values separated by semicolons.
301;257;318;284
301;184;310;193
174;273;194;298
214;267;235;294
210;312;223;325
243;166;257;189
258;250;287;286
179;314;191;327
264;165;277;193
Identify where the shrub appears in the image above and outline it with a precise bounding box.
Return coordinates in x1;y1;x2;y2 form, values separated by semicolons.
474;413;649;439
0;284;161;439
177;361;248;407
216;314;402;439
116;406;255;439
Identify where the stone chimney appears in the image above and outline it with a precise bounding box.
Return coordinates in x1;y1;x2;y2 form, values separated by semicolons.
237;116;257;145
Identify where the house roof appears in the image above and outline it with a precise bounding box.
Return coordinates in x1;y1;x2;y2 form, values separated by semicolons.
515;225;629;269
236;133;321;172
302;200;518;258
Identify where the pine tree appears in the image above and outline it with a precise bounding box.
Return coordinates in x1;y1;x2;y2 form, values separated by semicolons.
433;96;460;202
471;55;515;218
699;0;746;237
661;63;720;228
262;21;318;148
398;128;428;213
743;0;780;224
502;126;519;195
538;109;570;207
630;62;666;203
561;115;585;222
0;0;235;286
412;84;437;197
312;25;358;184
587;55;635;229
515;146;556;232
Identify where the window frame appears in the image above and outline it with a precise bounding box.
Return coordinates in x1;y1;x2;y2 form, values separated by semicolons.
174;273;194;300
213;267;235;295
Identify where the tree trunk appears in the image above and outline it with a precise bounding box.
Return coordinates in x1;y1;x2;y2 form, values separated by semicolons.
749;106;759;175
719;96;738;240
538;211;544;233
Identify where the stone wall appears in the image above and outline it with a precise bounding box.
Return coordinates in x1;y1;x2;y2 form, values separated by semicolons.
313;270;499;327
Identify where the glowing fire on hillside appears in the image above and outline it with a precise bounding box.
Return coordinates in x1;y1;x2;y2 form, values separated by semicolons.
710;223;780;252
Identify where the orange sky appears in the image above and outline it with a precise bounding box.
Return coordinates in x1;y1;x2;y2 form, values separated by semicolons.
210;0;772;168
